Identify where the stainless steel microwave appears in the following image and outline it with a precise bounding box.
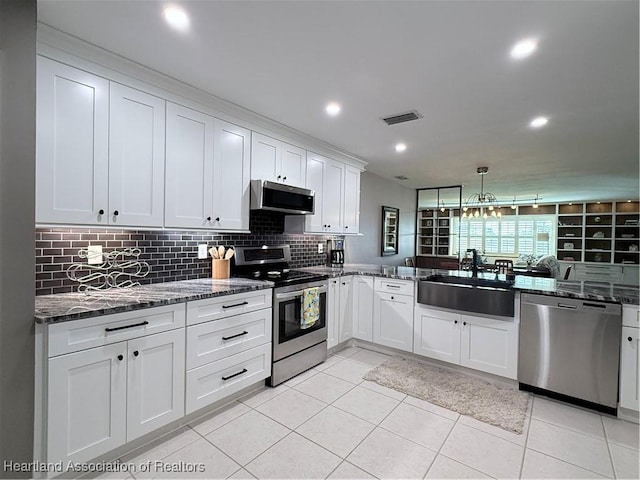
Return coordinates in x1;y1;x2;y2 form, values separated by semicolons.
250;180;315;215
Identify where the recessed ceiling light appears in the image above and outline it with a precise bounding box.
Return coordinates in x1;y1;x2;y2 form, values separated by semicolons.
510;38;538;59
163;5;190;32
325;102;341;116
394;143;407;153
530;116;549;128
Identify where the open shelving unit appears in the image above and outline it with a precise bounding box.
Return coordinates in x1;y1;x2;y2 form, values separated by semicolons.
417;208;458;256
557;201;639;265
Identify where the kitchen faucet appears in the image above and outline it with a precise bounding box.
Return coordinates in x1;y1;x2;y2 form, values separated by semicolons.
466;248;479;277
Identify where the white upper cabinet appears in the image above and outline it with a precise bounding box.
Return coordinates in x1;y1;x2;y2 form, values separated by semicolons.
36;57;109;225
165;103;250;231
343;165;361;233
165;102;215;229
304;152;345;234
251;132;306;188
109;83;165;227
212;120;251;230
286;151;362;234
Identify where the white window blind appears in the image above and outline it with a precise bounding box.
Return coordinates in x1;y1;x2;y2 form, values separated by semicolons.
451;215;555;257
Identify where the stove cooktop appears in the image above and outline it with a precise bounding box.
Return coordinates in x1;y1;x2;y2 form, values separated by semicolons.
235;269;328;287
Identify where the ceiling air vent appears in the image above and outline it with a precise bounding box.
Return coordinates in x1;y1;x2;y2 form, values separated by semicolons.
381;110;422;126
394;175;409;180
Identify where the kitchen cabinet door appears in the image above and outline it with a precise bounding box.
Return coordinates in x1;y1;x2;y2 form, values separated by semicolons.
212;120;251;230
109;83;165;227
165;102;215;229
36;57;109;225
251;132;306;188
343;165;361;234
339;276;353;343
620;325;639;412
47;343;127;464
280;142;306;187
305;153;326;233
413;305;461;363
327;277;340;349
126;329;185;441
459;314;518;379
373;292;414;352
251;132;279;183
322;159;345;234
353;276;374;341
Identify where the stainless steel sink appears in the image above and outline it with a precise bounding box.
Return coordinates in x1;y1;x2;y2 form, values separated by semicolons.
418;274;515;317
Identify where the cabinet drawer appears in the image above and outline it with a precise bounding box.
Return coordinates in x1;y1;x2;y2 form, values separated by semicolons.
48;304;186;357
186;308;272;369
374;278;414;296
186;289;272;326
185;343;271;414
574;264;622;282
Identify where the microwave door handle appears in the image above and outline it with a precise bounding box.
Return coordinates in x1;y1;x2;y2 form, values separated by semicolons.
275;286;327;301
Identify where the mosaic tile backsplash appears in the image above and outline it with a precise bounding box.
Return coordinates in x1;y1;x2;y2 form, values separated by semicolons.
36;211;340;296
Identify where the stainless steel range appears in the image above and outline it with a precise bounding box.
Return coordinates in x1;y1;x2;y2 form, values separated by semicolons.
233;245;328;386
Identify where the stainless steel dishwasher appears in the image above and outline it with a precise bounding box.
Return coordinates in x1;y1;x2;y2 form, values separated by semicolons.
519;293;622;414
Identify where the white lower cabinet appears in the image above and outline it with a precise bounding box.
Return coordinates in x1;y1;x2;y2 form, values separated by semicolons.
327;276;353;349
339;277;354;343
186;344;271;414
413;307;460;363
620;305;640;412
47;328;185;464
47;343;126;465
459;314;518;379
352;276;374;341
373;278;414;352
413;304;518;379
185;292;272;414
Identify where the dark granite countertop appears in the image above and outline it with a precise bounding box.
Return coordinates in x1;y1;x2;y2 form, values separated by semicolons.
295;264;640;305
35;278;274;324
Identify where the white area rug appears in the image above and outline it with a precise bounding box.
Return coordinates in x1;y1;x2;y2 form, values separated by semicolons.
363;357;530;434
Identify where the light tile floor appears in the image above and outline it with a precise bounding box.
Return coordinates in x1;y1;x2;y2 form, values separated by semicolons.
108;346;640;480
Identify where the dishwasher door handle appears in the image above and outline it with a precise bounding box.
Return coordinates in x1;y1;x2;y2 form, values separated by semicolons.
557;303;578;309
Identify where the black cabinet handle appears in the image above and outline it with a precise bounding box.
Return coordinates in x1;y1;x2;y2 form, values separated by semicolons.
113;210;119;216
133;350;139;357
105;321;149;332
463;321;467;326
328;225;331;228
207;216;212;221
391;296;394;300
345;226;348;229
342;282;346;285
283;176;287;181
454;320;458;324
117;354;124;361
629;336;633;342
277;175;282;180
222;331;248;341
215;217;220;222
222;368;247;381
98;209;104;215
222;301;248;309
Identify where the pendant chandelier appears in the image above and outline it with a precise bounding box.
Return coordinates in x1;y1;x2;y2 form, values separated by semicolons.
462;167;502;219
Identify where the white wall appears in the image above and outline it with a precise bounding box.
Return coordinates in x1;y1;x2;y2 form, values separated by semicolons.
0;0;36;473
345;171;416;265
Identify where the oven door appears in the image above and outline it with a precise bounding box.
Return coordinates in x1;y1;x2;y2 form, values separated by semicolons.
273;282;327;361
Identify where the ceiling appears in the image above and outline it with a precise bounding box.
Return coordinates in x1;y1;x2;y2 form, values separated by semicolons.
37;0;639;204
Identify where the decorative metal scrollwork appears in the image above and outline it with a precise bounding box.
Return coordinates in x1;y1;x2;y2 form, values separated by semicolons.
67;248;150;293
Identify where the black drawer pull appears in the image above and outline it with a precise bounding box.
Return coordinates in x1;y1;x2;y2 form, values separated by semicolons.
629;336;633;342
105;321;149;332
222;301;249;309
222;331;248;341
222;368;248;381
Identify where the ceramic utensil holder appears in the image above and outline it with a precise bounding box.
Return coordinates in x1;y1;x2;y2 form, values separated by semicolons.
212;259;230;279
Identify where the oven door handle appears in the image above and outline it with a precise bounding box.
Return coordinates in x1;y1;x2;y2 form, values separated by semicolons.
275;286;327;301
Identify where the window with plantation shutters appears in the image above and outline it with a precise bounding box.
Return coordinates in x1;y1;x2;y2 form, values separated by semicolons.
452;215;555;257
